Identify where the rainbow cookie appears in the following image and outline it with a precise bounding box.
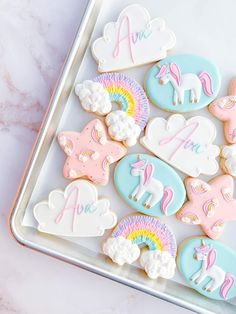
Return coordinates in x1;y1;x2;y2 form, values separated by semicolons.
75;73;150;147
103;214;177;279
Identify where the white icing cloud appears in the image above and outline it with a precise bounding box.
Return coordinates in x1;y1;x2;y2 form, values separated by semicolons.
75;80;112;115
141;114;219;177
105;110;141;147
221;144;236;176
103;236;140;266
140;250;176;279
34;180;117;237
92;4;176;72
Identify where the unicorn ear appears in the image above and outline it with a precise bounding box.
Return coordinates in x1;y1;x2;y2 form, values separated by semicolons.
206;248;217;270
169;63;181;86
58;132;77;156
143;163;154;185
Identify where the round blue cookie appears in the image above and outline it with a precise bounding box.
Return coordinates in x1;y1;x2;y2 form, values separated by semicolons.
145;54;221;112
114;153;186;217
178;237;236;300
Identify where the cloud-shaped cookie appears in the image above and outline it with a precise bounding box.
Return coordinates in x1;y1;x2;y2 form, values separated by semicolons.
92;4;176;72
221;144;236;176
141;114;219;177
105;110;141;147
34;180;117;237
140;250;176;279
103;236;140;265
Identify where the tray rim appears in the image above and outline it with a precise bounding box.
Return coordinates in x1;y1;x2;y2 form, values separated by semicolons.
8;1;234;313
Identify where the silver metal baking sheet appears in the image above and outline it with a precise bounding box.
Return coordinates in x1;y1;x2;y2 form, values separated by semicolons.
9;0;236;313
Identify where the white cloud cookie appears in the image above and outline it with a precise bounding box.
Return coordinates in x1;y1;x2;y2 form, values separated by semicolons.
92;4;176;72
141;114;219;177
221;144;236;176
34;180;117;237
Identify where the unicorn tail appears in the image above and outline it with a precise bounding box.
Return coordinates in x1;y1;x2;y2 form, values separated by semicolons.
198;71;214;97
160;187;174;215
220;273;235;299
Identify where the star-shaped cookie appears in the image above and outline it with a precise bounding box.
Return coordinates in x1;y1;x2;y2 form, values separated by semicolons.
176;175;236;239
209;78;236;143
58;119;127;185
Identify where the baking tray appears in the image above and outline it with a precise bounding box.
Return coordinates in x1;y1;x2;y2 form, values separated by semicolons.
9;0;236;313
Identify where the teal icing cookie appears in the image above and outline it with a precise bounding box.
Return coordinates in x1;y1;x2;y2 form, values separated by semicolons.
145;54;221;112
114;153;186;217
178;237;236;300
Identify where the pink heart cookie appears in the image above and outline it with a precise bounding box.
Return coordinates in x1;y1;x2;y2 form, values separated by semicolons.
176;175;236;239
209;78;236;143
58;119;127;185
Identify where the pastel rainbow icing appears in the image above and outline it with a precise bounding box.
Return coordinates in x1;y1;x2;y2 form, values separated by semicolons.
111;215;177;256
94;73;149;130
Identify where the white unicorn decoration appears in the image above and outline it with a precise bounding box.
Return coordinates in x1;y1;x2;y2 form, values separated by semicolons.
191;240;235;299
156;63;214;105
129;157;173;214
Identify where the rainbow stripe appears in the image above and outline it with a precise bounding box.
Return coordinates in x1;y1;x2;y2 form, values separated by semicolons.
112;215;177;257
94;73;149;130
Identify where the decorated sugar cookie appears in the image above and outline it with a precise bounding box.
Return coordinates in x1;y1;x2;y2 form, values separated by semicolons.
178;237;236;300
114;154;186;217
103;215;176;279
92;4;176;72
58;119;127;185
176;175;236;239
34;180;117;237
75;73;150;147
140;114;220;177
209;78;236;143
145;54;221;112
220;144;236;176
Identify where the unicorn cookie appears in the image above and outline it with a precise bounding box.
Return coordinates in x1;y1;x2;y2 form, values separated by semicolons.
58;119;127;185
178;237;236;300
145;54;221;113
34;180;117;237
103;214;177;279
209;78;236;144
75;73;150;147
114;154;186;217
92;4;176;72
176;175;236;239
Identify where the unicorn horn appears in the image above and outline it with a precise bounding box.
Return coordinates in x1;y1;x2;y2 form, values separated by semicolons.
201;239;206;246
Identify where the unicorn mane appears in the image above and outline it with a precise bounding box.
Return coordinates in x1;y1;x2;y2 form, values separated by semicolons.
143;163;154;186
206;248;217;270
169;63;181;86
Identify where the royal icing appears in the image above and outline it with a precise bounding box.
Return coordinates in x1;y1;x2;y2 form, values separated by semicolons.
178;237;236;300
103;215;176;279
33;180;117;237
114;154;186;217
140;114;219;177
92;4;176;72
176;175;236;239
221;144;236;176
58;119;127;185
75;73;150;147
145;54;221;112
209;78;236;144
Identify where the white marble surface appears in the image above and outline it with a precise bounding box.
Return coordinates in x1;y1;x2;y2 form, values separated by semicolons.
0;1;193;313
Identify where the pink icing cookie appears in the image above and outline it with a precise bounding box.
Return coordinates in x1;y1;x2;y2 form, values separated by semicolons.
209;78;236;144
58;119;127;185
176;175;236;239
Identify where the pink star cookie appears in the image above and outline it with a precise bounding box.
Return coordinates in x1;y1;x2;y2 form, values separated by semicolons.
176;175;236;239
209;78;236;144
58;119;127;185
